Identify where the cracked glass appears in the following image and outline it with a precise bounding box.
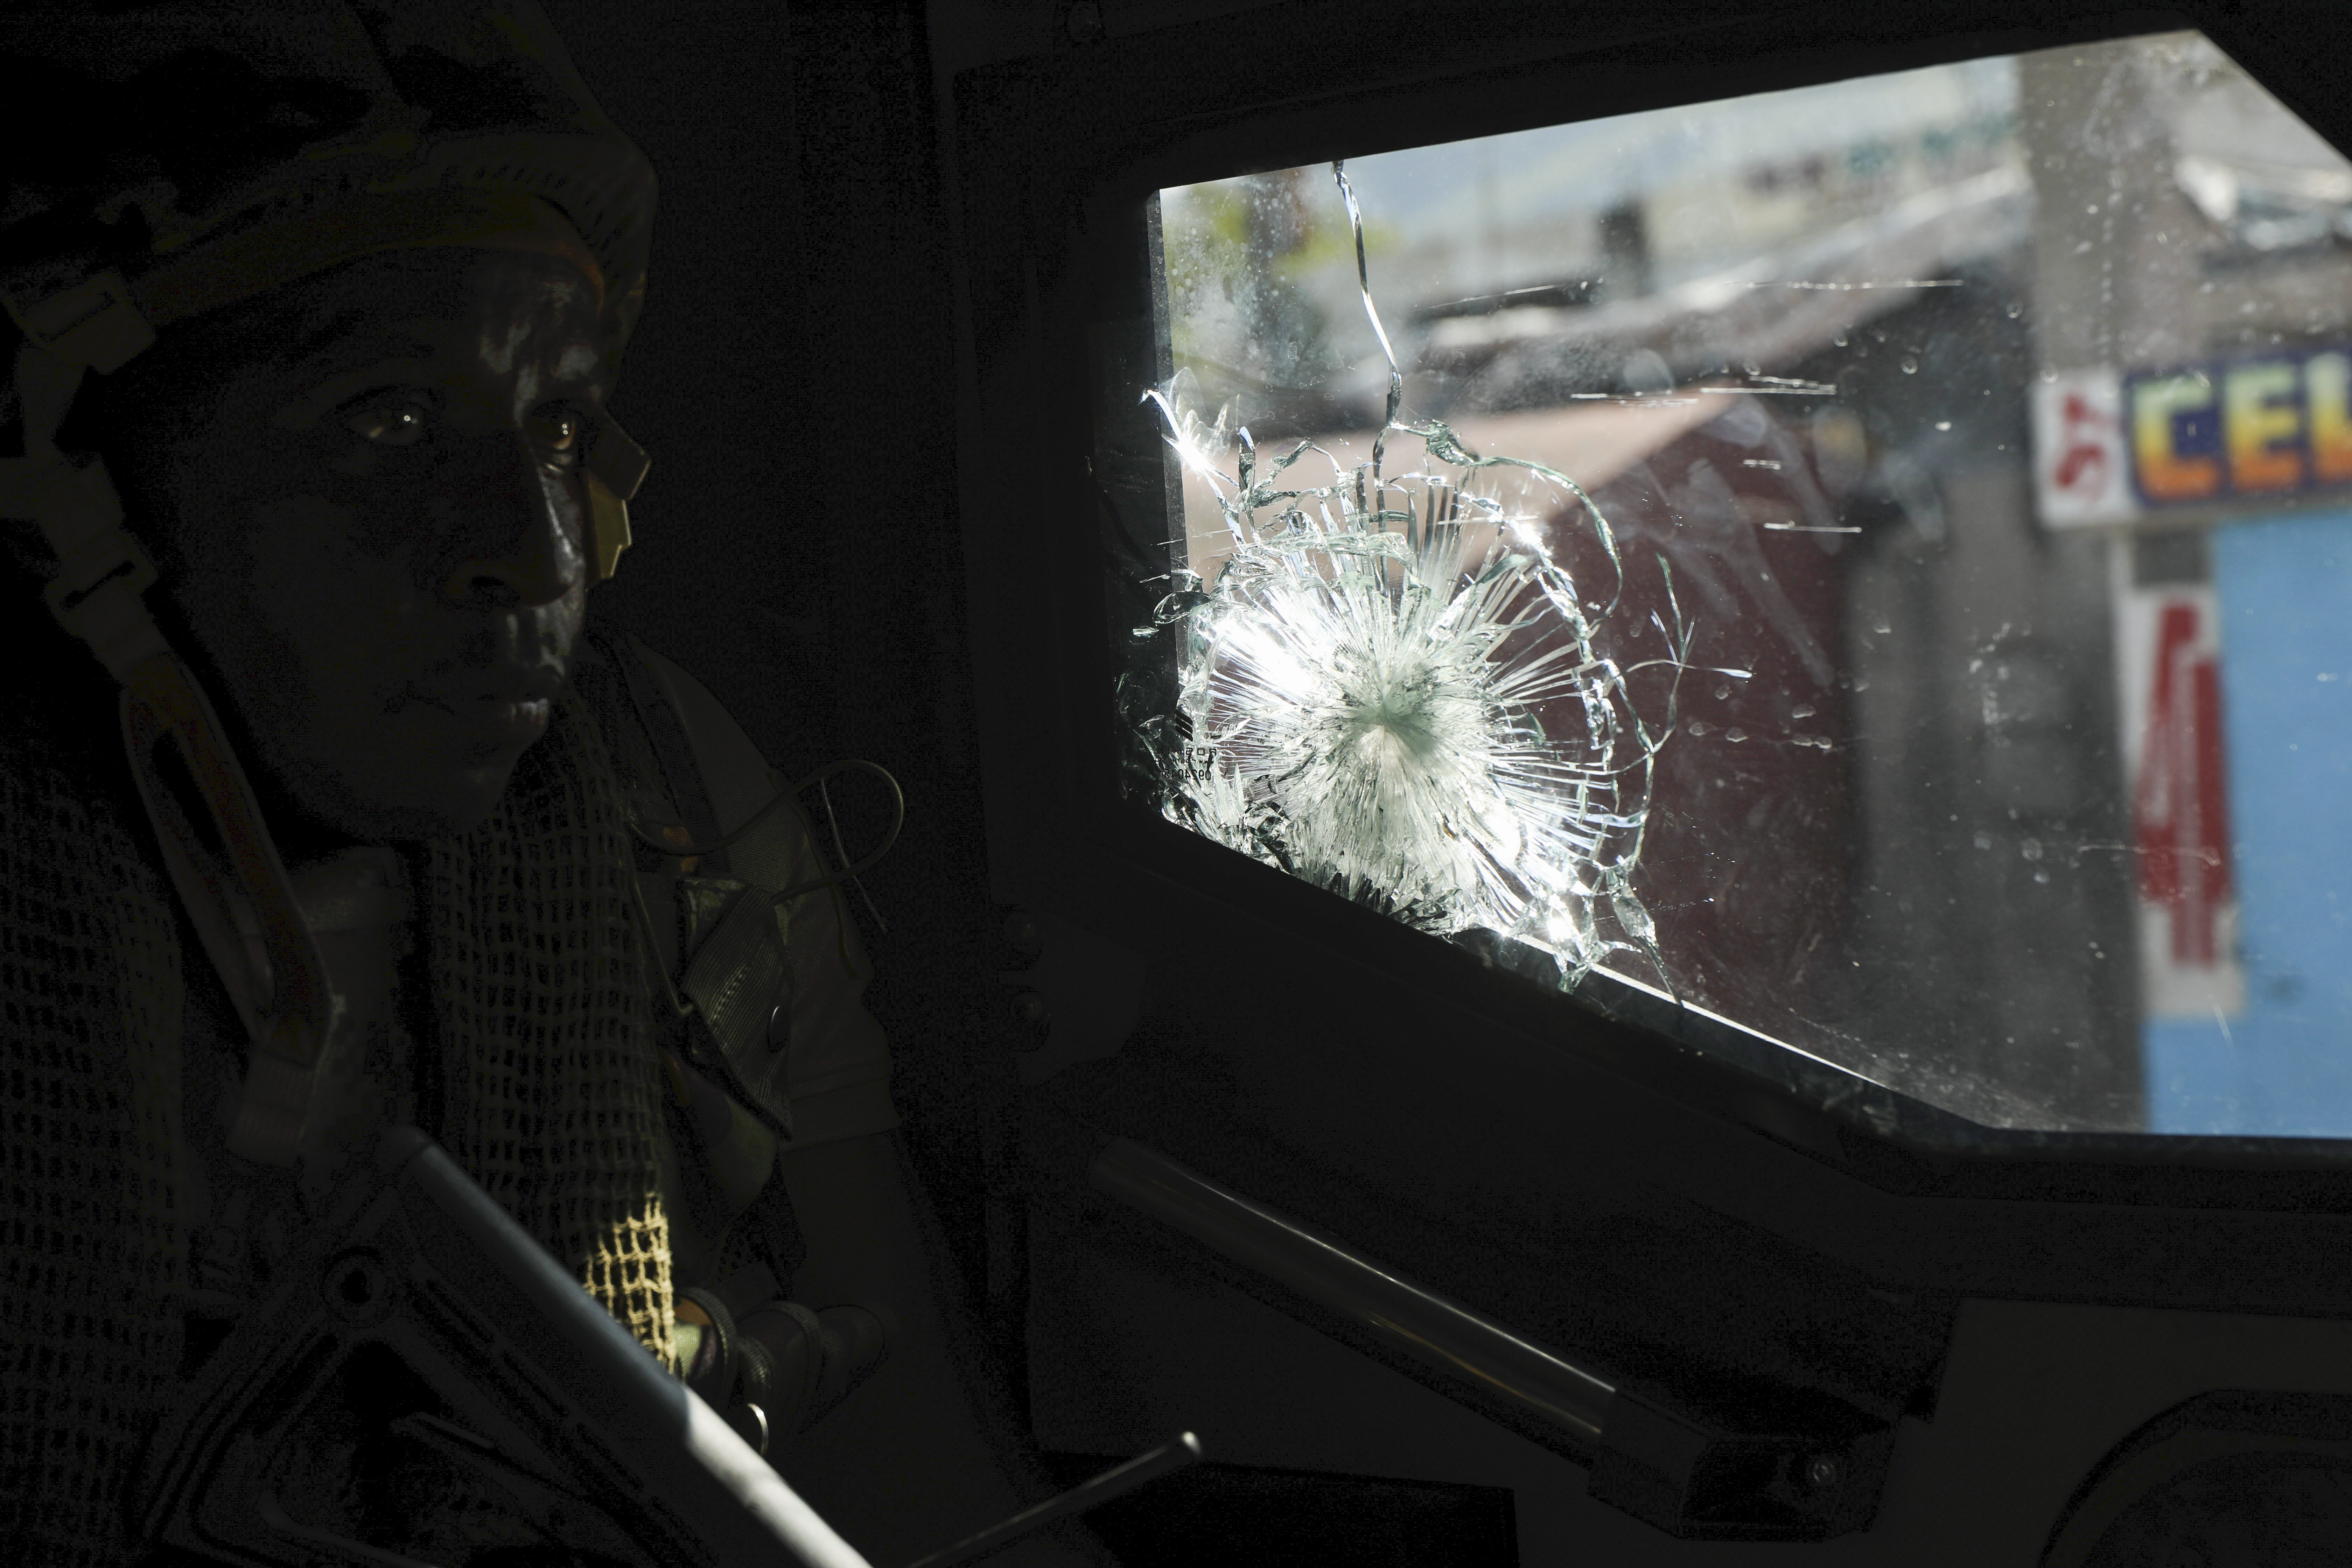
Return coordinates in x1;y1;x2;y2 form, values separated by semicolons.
1109;30;2352;1136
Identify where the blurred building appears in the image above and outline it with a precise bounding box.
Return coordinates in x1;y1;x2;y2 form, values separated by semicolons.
2022;36;2352;1134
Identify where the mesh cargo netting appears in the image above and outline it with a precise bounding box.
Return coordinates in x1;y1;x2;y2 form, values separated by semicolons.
0;720;189;1568
0;687;676;1566
414;691;677;1369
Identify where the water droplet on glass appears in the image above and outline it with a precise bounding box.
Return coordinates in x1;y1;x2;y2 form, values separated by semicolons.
1792;703;1817;718
2021;839;2044;862
1900;356;1919;375
1686;720;1711;737
1935;420;1951;431
1832;331;1849;348
1713;685;1730;701
2005;303;2023;319
1973;832;1992;850
1725;728;1748;743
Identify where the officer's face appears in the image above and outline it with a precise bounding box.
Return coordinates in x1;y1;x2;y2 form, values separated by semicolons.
152;246;605;845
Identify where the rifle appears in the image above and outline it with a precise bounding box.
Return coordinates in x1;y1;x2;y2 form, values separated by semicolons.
134;1125;1199;1568
137;1124;867;1566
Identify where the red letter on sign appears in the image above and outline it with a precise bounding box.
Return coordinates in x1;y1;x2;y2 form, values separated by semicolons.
2133;602;2233;964
2055;392;2110;493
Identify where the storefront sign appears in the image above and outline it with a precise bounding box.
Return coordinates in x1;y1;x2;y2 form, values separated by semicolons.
2035;349;2352;527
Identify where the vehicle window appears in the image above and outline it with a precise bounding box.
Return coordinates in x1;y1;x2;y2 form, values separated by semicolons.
1111;30;2352;1137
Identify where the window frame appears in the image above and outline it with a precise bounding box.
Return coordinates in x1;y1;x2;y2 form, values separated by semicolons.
943;0;2352;1339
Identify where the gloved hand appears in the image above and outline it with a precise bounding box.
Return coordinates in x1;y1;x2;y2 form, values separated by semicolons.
676;1288;895;1454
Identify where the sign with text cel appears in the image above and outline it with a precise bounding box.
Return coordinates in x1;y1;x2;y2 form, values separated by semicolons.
2032;348;2352;528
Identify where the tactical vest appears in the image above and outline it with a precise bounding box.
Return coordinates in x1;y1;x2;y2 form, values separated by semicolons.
569;623;813;1304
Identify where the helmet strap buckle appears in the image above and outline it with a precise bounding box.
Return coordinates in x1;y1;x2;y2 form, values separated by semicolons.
4;267;156;377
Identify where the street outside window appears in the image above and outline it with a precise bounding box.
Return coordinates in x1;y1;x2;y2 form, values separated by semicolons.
1114;31;2352;1136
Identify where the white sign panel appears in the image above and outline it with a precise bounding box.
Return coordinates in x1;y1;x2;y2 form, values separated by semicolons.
2110;558;2243;1019
2032;368;2140;527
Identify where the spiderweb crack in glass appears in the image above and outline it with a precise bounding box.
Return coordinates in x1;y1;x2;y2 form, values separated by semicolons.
1131;162;1699;989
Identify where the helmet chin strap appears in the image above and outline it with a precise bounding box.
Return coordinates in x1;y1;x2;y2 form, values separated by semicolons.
2;272;338;1169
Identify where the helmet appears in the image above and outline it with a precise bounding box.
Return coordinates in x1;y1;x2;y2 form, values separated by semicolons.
0;0;657;585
